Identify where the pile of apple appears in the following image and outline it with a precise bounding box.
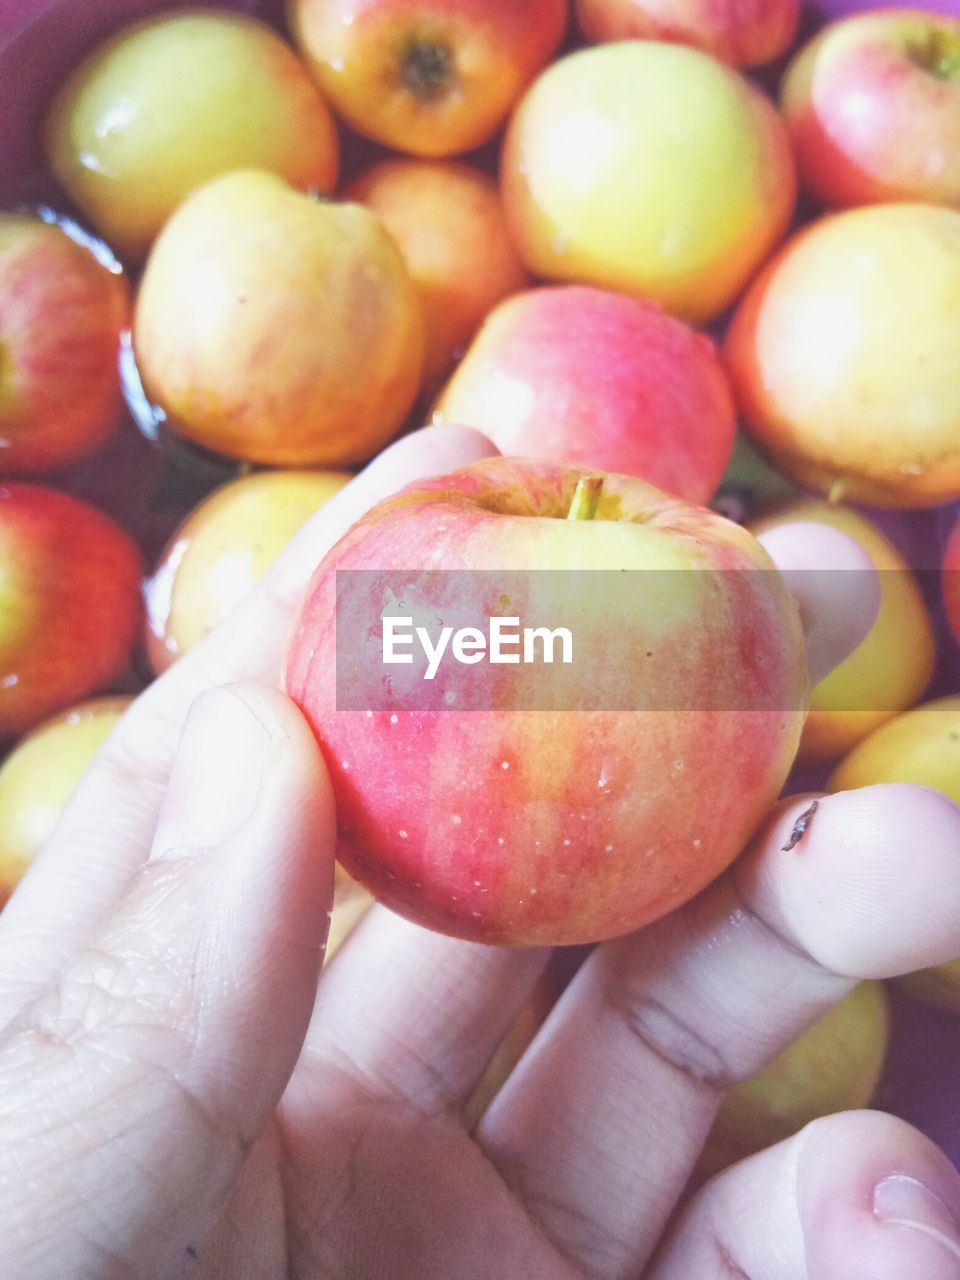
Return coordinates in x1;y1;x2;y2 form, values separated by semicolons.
2;0;960;1167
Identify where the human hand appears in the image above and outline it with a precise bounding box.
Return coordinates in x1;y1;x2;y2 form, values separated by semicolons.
1;426;960;1280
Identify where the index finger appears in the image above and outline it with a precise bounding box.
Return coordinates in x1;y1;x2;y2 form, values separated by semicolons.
0;425;498;1023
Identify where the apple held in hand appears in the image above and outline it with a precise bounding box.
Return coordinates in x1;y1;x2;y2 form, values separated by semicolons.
501;42;796;325
285;458;808;947
0;485;141;739
750;501;935;764
288;0;566;157
134;171;424;467
725;204;960;507
783;10;960;211
0;214;128;475
346;159;529;389
144;468;350;674
0;695;131;906
432;286;736;504
576;0;800;68
45;11;339;263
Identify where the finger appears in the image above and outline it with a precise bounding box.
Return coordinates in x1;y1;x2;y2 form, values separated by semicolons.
648;1111;960;1280
477;784;960;1280
756;521;880;684
286;905;550;1115
0;424;497;1024
0;684;334;1280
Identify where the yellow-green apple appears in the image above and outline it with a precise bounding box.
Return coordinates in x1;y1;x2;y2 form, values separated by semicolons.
288;0;567;157
345;159;529;389
699;981;889;1179
0;695;131;906
432;286;736;504
750;501;934;764
945;517;960;647
0;485;141;739
285;457;809;947
0;214;128;475
725;204;960;507
325;876;376;958
829;696;960;1013
134;171;424;467
145;468;351;675
576;0;800;67
44;10;339;263
500;42;796;325
782;10;960;211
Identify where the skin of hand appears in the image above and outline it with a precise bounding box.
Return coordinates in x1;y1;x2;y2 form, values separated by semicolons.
0;425;959;1280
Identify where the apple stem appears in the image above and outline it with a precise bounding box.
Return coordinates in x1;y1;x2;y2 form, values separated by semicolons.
567;476;605;521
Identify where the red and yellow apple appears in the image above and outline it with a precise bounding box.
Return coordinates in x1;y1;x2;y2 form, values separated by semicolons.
345;159;528;389
750;501;935;764
285;457;809;947
783;10;960;211
500;41;796;325
829;696;960;1013
288;0;566;157
725;204;960;507
44;10;339;262
700;980;889;1179
432;286;736;504
144;468;351;675
0;695;131;906
0;485;142;739
576;0;800;68
134;171;424;467
944;516;960;647
0;214;128;475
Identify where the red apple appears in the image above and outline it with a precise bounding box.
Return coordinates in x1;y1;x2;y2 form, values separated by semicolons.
945;517;960;647
288;0;567;157
0;214;128;475
285;457;808;947
782;10;960;210
0;695;131;906
0;485;142;739
576;0;800;68
432;286;736;505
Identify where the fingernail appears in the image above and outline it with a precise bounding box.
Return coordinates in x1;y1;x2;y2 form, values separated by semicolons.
874;1175;960;1262
152;688;271;856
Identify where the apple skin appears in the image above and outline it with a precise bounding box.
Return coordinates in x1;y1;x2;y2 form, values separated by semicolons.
44;10;339;263
134;171;425;468
500;42;796;326
432;286;736;505
783;11;960;211
576;0;800;68
0;214;128;475
145;468;351;675
285;457;808;947
345;159;529;390
699;981;889;1179
945;517;960;647
750;501;935;765
725;204;960;508
0;695;131;906
288;0;566;158
0;485;142;740
828;696;960;1013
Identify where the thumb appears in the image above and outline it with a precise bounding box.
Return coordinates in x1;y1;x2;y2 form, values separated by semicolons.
0;684;334;1280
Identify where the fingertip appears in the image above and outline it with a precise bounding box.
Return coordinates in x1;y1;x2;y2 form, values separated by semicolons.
757;521;880;683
